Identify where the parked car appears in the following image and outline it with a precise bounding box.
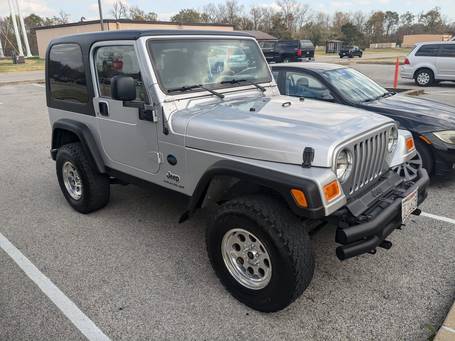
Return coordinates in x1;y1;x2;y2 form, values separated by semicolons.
271;62;455;176
401;41;455;86
339;46;363;58
46;30;428;312
260;39;315;63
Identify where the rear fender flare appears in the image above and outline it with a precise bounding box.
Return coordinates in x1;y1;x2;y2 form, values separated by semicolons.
51;119;105;173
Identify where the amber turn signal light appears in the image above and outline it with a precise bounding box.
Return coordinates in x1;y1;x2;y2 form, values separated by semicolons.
290;189;308;208
419;135;432;145
406;137;415;152
323;180;341;202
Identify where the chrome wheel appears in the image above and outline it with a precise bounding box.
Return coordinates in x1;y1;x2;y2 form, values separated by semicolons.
221;228;272;290
62;161;82;200
392;152;422;181
417;72;430;85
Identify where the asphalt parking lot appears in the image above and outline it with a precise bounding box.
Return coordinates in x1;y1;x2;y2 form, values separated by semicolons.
1;82;455;340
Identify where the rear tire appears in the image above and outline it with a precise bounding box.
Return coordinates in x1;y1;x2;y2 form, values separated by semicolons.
206;195;315;312
414;68;434;87
56;142;110;213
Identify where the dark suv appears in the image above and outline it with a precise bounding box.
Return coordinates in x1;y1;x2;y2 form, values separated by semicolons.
261;40;315;63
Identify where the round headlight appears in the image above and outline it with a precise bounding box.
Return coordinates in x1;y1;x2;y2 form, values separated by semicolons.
335;150;353;182
388;126;398;152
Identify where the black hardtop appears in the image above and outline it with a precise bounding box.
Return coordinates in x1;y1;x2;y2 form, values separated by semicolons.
49;29;253;49
45;29;253;117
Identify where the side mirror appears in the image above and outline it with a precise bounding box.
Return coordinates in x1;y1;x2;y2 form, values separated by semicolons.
111;75;136;101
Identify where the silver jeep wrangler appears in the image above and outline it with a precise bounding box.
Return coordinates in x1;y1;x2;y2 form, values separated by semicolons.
46;30;429;312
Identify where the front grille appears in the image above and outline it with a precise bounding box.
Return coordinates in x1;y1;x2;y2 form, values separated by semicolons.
347;129;389;195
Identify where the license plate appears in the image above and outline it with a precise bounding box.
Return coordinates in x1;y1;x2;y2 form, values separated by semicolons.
402;189;418;223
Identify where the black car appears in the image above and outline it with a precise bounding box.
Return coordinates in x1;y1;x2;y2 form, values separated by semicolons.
339;46;363;58
260;40;315;63
271;62;455;176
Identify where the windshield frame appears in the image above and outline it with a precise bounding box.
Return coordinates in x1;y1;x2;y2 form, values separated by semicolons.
146;36;273;97
321;67;388;104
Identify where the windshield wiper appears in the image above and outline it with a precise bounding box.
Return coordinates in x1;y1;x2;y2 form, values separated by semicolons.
381;91;395;98
167;84;224;99
220;79;266;92
363;92;394;103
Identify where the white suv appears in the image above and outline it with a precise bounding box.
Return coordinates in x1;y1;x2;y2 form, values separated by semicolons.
401;41;455;86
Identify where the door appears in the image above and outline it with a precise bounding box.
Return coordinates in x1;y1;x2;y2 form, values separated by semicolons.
437;44;455;79
92;43;160;174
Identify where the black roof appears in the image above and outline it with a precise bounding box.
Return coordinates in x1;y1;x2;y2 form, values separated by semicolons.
49;29;252;47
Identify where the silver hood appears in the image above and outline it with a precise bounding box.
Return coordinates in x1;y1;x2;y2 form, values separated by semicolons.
172;95;394;167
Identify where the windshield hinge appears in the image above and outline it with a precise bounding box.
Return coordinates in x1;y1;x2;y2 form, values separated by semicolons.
156;152;163;164
144;104;158;122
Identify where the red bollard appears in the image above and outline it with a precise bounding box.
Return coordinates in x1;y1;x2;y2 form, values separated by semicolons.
393;57;399;89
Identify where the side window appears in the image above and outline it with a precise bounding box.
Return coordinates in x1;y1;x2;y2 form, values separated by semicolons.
49;44;88;103
415;44;441;57
439;45;455;58
284;71;333;100
95;45;145;101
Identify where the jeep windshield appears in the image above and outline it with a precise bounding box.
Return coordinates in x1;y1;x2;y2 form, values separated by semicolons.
147;38;271;95
321;67;391;103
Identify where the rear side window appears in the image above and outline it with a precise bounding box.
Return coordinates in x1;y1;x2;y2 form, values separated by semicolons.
440;44;455;57
277;41;298;49
415;44;441;57
300;40;314;48
48;44;88;103
94;45;145;101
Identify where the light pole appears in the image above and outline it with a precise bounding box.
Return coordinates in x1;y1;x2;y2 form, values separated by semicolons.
0;38;4;58
7;0;24;56
98;0;105;31
15;0;32;57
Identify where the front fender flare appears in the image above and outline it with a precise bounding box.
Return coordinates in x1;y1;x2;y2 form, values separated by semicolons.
179;160;325;223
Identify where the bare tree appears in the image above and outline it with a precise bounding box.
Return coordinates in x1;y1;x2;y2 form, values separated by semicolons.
112;1;128;20
277;0;309;33
249;6;263;30
58;10;70;24
352;11;367;32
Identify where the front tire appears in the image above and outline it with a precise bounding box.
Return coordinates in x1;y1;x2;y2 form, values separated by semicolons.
415;138;434;175
56;142;110;213
206;195;315;312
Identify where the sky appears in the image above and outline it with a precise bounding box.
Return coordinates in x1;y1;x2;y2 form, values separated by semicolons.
1;0;454;22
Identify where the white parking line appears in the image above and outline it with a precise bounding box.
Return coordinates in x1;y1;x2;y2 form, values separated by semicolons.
31;83;45;88
421;212;455;225
442;326;455;334
0;232;111;341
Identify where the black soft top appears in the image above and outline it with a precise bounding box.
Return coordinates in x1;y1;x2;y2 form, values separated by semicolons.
49;29;252;49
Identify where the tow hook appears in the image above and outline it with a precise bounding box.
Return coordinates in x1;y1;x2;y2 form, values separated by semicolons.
411;208;422;216
379;240;393;250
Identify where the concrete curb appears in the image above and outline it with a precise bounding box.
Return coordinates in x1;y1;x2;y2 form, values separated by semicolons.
434;302;455;341
403;89;425;96
0;79;45;87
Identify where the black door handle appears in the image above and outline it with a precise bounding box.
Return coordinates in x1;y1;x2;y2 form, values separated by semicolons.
99;102;109;116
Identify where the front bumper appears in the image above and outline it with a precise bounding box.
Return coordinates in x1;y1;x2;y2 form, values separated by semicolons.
433;147;455;175
335;169;429;260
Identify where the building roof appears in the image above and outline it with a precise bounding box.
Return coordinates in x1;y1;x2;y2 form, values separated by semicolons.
241;30;277;40
34;19;234;31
